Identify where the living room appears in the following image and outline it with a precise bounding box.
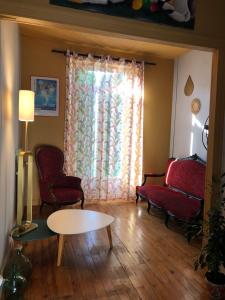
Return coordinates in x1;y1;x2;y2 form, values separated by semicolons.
1;1;225;299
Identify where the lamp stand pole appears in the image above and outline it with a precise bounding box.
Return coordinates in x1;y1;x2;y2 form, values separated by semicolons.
25;121;28;152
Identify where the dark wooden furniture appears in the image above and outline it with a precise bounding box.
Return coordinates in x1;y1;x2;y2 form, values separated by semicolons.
35;145;84;211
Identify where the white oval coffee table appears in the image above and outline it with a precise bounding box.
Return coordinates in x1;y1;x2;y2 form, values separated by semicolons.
47;209;114;266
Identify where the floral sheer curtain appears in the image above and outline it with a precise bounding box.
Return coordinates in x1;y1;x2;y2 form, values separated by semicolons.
64;53;144;201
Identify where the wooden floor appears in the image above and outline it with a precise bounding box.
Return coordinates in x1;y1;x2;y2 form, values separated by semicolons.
24;202;209;300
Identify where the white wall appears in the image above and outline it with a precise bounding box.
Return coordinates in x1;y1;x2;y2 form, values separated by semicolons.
0;21;19;268
170;50;212;161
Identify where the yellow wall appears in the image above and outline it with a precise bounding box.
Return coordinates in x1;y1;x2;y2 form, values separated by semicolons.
21;34;174;204
144;58;173;182
21;36;66;204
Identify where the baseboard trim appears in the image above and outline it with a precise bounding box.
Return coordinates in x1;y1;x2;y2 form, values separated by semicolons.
32;198;135;208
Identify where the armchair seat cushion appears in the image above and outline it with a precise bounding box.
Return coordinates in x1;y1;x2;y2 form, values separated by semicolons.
51;176;81;189
51;188;83;204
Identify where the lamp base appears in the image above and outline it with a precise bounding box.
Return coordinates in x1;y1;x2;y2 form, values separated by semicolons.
12;222;38;238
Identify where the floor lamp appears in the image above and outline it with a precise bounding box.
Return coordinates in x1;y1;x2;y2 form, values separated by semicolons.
12;90;38;238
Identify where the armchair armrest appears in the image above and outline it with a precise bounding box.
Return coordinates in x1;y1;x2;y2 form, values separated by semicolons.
142;173;165;186
50;176;82;190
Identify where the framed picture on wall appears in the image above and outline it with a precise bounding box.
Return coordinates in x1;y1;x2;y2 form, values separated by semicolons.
31;76;59;116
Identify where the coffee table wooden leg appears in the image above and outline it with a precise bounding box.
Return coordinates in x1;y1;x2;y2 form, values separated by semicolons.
106;225;113;249
57;234;64;267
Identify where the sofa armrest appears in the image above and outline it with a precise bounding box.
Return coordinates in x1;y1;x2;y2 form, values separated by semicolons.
142;173;165;186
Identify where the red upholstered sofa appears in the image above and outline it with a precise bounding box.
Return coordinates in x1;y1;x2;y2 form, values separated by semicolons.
136;154;206;227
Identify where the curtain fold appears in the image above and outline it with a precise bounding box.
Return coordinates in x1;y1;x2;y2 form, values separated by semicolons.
64;53;144;201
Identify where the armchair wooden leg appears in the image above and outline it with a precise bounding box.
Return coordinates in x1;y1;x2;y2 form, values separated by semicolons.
39;203;44;214
81;194;84;209
54;203;61;211
147;202;151;214
165;213;170;228
136;193;139;205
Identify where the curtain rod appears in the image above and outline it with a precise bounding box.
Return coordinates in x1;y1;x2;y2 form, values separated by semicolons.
51;49;156;66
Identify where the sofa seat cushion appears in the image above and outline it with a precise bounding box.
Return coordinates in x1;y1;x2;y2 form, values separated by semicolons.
139;185;201;221
139;185;166;207
50;188;83;204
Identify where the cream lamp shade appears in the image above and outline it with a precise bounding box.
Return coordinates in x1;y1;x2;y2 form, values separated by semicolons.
19;90;35;121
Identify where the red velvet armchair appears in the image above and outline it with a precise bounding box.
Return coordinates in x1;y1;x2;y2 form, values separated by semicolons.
35;145;84;210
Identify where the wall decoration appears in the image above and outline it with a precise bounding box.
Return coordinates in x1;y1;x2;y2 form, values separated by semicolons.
31;76;59;116
191;98;201;114
184;75;194;96
50;0;196;29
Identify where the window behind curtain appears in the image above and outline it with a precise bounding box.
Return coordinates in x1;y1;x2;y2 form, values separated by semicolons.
64;54;144;201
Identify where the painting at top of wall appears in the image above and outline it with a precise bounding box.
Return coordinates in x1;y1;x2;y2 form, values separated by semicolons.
50;0;196;29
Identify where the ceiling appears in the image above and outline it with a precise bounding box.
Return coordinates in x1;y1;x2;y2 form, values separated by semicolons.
20;23;189;60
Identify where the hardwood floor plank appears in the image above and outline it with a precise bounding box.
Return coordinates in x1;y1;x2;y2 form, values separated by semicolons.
23;202;209;299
